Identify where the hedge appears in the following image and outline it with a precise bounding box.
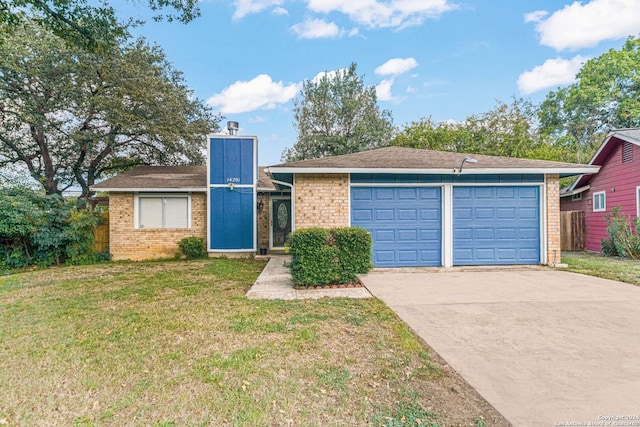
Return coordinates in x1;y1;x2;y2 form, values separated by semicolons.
287;227;372;287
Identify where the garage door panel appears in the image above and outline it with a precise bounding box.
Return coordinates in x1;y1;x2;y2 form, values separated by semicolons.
453;186;540;265
352;209;372;222
398;209;418;221
375;209;395;221
352;186;442;267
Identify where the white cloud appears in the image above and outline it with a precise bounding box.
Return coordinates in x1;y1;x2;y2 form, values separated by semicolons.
291;18;340;39
376;78;395;101
272;6;288;15
375;57;418;75
517;55;588;95
207;74;301;114
233;0;284;20
305;0;455;29
528;0;640;51
311;69;347;83
523;10;547;23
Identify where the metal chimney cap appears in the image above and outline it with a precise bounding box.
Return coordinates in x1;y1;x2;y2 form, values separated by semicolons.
227;121;239;135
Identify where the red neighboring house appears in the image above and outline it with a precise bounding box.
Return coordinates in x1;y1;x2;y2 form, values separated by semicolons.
560;128;640;252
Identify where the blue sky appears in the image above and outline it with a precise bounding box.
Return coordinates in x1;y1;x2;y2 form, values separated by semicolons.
120;0;640;166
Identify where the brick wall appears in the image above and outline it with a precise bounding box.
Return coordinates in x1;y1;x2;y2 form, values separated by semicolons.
294;174;349;228
546;174;561;264
109;192;207;260
257;193;270;251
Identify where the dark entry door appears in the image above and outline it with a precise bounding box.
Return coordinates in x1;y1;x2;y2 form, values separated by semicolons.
271;199;291;248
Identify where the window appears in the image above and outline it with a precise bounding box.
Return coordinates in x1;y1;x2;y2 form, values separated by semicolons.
637;187;640;217
593;191;606;212
571;193;582;201
135;194;190;229
623;142;633;163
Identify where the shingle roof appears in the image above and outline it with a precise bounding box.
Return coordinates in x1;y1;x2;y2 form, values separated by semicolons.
92;166;207;191
91;165;277;192
269;146;597;175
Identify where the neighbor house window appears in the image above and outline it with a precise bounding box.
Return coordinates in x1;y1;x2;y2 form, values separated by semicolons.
135;194;190;229
593;191;606;212
571;193;582;201
637;187;640;217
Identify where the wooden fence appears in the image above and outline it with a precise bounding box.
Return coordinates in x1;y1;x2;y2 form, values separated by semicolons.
560;210;585;251
93;213;109;253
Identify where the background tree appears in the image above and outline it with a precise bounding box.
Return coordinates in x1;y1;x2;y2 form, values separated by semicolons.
0;20;220;199
539;36;640;163
282;63;395;162
392;98;573;161
1;0;200;51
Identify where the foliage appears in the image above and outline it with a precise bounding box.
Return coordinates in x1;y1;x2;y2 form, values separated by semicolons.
1;1;200;52
282;63;395;162
178;237;206;259
392;98;575;161
287;227;373;287
0;19;221;199
370;392;440;427
601;206;640;259
539;36;640;163
0;187;101;268
561;251;640;286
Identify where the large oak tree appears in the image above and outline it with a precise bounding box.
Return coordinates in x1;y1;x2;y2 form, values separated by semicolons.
0;20;220;198
1;0;199;51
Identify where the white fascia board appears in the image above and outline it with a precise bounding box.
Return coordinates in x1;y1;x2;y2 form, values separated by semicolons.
266;166;601;175
560;185;590;198
90;187;206;193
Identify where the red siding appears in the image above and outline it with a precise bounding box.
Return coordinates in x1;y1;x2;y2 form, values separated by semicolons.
563;141;640;252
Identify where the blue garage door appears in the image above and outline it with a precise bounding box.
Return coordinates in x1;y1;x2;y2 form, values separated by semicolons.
453;186;540;265
351;187;442;267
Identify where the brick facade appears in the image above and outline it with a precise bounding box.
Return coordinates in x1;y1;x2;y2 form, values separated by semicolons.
294;174;350;229
108;192;207;260
545;174;561;264
257;193;270;251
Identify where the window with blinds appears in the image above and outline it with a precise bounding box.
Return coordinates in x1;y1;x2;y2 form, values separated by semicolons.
137;195;190;229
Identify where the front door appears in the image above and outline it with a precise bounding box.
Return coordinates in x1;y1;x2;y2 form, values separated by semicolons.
271;198;292;248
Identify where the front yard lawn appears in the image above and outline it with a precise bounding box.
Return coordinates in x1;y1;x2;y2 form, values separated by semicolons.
562;251;640;286
0;258;506;426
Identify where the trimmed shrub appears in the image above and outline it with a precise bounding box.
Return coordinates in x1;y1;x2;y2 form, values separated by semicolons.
178;237;206;259
287;227;372;287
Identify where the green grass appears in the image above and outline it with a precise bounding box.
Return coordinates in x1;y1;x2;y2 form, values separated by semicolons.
0;258;506;426
562;251;640;286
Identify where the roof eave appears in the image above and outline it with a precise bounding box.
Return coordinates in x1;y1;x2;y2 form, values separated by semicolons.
266;166;601;176
90;187;207;193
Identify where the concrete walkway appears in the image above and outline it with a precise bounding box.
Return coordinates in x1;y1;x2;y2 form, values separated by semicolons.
246;255;372;300
362;268;640;427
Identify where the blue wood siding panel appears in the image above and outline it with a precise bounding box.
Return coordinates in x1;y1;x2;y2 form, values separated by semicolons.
209;188;254;250
453;186;540;265
209;137;255;185
351;187;442;267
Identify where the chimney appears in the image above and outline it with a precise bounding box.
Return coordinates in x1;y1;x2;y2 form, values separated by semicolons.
227;121;239;135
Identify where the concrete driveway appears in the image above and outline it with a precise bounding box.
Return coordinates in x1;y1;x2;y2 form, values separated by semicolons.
362;268;640;427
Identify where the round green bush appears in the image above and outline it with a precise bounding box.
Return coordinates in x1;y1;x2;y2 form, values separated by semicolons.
178;237;206;259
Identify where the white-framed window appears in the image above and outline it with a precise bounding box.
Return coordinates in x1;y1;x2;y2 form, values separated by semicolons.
134;194;191;229
593;191;606;212
571;193;582;201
